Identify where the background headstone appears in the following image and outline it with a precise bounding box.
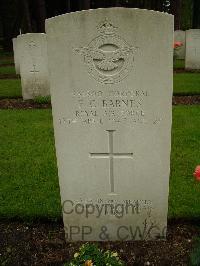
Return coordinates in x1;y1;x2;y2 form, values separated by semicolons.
12;37;20;74
46;8;173;241
17;33;50;99
174;30;185;59
185;29;200;70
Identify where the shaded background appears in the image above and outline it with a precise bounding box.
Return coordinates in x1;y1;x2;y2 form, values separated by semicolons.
0;0;199;50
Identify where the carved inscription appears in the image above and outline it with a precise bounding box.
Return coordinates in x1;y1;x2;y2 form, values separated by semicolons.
59;89;148;126
28;40;37;48
74;18;137;84
29;63;40;96
30;64;39;75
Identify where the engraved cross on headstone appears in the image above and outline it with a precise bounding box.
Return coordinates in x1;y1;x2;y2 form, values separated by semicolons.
90;130;133;194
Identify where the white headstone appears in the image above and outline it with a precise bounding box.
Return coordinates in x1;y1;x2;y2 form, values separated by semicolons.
46;8;173;241
174;30;185;59
185;29;200;70
17;33;50;99
12;37;20;74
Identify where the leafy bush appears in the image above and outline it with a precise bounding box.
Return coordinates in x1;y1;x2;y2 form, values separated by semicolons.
34;95;51;104
64;243;125;266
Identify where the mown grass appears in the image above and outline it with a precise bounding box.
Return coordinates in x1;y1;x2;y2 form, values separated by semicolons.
34;95;51;104
169;105;200;219
0;65;15;74
173;73;200;95
0;110;61;221
174;59;185;69
0;106;200;221
0;79;22;99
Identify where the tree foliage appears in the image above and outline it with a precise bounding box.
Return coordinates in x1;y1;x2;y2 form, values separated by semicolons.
0;0;199;51
193;0;200;28
181;0;193;30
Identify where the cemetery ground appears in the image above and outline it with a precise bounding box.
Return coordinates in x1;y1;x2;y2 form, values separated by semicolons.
0;52;200;265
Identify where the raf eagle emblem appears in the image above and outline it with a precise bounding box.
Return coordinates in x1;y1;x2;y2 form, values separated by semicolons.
74;18;137;84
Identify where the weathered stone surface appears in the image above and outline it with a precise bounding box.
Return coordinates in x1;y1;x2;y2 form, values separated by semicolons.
17;33;50;99
185;29;200;70
174;30;185;59
46;8;173;241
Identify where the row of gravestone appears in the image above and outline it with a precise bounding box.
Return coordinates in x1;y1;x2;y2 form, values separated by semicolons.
15;8;173;241
174;29;200;69
12;28;200;101
12;33;50;100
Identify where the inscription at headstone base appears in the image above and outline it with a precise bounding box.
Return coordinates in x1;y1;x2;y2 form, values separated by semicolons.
185;29;200;70
17;33;50;99
46;8;173;241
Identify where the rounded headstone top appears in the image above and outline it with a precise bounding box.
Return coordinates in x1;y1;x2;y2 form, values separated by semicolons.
46;7;173;27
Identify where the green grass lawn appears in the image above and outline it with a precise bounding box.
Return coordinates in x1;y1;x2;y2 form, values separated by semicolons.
0;79;22;99
169;105;200;219
0;110;61;221
0;65;15;74
0;106;200;221
174;59;185;69
174;73;200;95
